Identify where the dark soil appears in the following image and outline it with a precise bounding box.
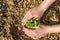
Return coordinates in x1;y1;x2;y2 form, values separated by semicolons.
0;0;60;40
40;0;60;25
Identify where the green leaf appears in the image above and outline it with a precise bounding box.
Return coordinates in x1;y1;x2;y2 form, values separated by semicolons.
34;20;41;26
26;20;41;28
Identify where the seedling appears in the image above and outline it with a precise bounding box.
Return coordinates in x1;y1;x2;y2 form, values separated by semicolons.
26;19;41;28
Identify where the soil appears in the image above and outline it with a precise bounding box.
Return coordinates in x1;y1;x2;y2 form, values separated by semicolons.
0;0;60;40
41;0;60;25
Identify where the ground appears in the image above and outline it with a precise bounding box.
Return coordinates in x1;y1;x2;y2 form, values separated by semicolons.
0;0;60;40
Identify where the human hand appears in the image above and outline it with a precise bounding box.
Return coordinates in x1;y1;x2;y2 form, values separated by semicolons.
21;0;57;40
22;6;44;26
22;0;56;26
21;6;48;39
22;25;49;40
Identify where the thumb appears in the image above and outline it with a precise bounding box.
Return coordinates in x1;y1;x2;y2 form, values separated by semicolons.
46;24;60;33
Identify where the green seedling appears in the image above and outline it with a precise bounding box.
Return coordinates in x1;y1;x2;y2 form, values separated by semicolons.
26;20;41;28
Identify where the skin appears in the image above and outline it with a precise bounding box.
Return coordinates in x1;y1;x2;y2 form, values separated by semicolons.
21;0;60;40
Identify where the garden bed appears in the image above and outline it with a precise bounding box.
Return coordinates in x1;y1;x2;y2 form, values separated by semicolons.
0;0;60;40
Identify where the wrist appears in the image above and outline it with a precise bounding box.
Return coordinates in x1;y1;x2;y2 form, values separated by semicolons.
38;0;56;12
46;25;60;33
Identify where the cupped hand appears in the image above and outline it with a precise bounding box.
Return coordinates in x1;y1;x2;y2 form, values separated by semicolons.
21;7;60;40
22;25;49;40
21;0;59;40
22;6;44;26
21;7;49;39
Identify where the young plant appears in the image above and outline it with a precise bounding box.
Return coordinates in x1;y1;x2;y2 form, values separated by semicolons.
26;19;41;28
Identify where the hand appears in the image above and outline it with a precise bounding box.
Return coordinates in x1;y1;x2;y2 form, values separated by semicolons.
22;0;56;26
21;7;48;39
21;8;60;40
22;7;44;26
21;0;57;40
22;25;49;40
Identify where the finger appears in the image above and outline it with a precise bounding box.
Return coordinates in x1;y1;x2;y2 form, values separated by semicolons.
33;15;40;20
22;11;33;25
